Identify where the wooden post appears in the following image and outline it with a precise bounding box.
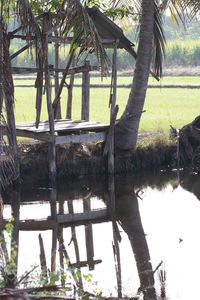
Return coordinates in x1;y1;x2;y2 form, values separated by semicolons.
35;59;43;128
66;57;75;119
108;41;119;175
81;60;90;121
3;33;20;178
43;16;56;189
54;32;61;119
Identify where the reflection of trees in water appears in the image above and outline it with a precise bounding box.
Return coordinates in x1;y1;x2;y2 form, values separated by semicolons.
115;177;157;300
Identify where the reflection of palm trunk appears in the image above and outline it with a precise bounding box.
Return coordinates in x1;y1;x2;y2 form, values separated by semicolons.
116;180;157;300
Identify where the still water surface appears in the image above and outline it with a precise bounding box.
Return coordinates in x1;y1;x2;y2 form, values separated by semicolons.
2;171;200;299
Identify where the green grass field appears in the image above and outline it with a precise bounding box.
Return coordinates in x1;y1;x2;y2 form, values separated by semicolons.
13;76;200;135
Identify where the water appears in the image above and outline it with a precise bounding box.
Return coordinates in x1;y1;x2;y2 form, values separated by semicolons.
2;170;200;299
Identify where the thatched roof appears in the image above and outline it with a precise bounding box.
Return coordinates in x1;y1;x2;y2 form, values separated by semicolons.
87;7;137;59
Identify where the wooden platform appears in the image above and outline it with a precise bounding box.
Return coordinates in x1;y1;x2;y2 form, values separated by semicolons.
3;119;109;145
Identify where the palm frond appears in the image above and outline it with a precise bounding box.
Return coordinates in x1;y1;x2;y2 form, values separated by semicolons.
151;1;166;78
60;0;109;76
16;0;42;42
181;0;200;19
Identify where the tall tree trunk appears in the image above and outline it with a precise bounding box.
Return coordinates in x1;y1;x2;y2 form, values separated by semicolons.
115;0;154;154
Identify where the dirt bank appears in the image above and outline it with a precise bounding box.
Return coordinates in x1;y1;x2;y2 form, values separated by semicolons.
18;137;177;186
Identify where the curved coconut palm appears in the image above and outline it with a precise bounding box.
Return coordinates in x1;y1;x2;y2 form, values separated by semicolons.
106;0;190;154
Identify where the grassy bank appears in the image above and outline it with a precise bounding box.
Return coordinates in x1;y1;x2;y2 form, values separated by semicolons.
13;76;200;136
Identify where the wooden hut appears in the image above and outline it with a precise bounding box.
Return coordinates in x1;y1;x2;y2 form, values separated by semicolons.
1;7;136;187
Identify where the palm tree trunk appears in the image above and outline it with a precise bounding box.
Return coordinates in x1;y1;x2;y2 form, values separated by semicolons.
115;0;155;153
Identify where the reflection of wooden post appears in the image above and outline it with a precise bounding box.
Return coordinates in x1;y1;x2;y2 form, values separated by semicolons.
83;198;94;270
68;200;83;288
11;189;20;271
81;60;90;121
58;199;65;286
50;188;57;272
105;174;122;297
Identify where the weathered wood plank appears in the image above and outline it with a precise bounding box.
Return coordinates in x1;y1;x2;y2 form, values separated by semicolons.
15;121;109;133
55;132;106;145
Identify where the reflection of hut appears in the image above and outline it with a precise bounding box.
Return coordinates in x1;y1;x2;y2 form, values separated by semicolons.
0;7;136;187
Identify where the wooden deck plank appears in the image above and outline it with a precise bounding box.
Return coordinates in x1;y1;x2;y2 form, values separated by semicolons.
15;119;86;128
15;121;109;133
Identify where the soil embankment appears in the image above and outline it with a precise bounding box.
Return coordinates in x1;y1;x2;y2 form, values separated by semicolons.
19;137;177;186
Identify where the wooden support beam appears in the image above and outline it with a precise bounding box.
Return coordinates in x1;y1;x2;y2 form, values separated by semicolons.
10;42;34;60
57;209;108;225
81;60;90;121
11;65;98;75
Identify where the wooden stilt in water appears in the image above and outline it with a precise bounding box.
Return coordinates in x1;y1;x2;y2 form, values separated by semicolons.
81;60;90;121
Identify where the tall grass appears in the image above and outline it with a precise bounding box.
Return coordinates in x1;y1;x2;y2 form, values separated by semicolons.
165;40;200;66
10;39;200;69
